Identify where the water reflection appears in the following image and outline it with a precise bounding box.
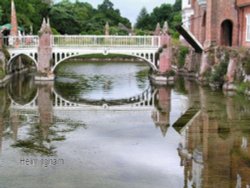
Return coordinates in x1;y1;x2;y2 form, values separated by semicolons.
0;67;249;187
55;62;150;101
175;79;250;188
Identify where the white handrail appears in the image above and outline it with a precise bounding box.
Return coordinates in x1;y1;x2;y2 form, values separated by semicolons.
4;35;161;48
52;35;160;48
4;35;39;48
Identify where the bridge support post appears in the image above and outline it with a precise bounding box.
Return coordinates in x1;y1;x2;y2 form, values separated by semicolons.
151;21;174;85
35;18;54;81
159;21;172;74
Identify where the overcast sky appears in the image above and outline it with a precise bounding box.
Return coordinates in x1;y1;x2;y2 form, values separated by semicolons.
54;0;176;24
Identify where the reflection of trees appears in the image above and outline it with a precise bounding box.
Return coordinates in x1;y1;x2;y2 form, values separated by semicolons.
12;120;86;156
55;72;116;99
0;87;11;153
173;76;188;95
8;74;37;105
10;84;87;156
135;68;150;90
55;61;150;102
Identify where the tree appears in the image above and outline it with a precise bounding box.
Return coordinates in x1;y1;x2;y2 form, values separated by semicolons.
135;1;182;38
0;6;2;23
98;0;114;11
135;7;151;30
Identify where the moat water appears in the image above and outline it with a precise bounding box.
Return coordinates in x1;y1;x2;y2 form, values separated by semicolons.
0;61;250;188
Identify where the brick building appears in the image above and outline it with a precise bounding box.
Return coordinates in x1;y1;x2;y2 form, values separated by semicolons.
184;0;250;48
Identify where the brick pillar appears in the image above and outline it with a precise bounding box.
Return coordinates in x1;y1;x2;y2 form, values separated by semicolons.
226;57;237;83
204;0;217;48
37;18;52;74
10;0;19;48
159;47;171;73
158;21;172;74
199;52;210;78
10;0;18;37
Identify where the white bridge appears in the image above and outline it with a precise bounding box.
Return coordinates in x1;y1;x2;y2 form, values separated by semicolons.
10;87;157;111
5;35;162;72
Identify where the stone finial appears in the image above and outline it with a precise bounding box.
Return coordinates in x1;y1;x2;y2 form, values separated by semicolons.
47;17;50;27
154;22;161;35
131;25;135;36
105;22;109;35
30;25;33;35
39;18;52;34
162;21;169;34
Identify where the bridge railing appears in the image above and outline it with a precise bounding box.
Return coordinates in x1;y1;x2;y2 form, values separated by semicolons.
52;35;161;48
3;35;39;48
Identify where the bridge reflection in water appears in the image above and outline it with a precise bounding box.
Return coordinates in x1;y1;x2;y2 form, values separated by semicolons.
0;76;250;187
4;75;187;156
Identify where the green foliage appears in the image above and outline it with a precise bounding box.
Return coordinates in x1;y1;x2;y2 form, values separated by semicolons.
243;62;250;75
209;62;228;85
134;29;151;35
0;6;2;22
135;0;182;37
0;67;5;79
0;0;51;32
177;46;189;68
1;0;131;35
1;46;10;60
242;51;250;75
236;82;250;95
135;7;151;30
51;27;60;35
50;0;131;35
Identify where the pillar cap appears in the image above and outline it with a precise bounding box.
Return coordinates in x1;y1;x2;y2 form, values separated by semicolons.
162;21;169;34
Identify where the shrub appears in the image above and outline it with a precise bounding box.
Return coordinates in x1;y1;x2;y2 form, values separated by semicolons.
209;61;228;85
243;58;250;75
0;67;5;79
240;49;250;75
1;46;10;60
177;45;189;68
236;82;250;94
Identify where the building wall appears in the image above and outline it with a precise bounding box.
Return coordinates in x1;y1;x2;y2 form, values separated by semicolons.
190;0;206;46
181;0;194;43
190;0;246;47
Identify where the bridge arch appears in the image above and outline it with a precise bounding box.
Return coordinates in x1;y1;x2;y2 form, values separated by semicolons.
51;52;158;72
53;86;154;107
8;84;38;106
7;53;38;73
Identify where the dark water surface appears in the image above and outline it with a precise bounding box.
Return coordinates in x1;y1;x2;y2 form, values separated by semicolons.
0;61;250;188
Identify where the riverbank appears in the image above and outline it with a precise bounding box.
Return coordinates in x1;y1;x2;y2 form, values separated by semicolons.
171;44;250;97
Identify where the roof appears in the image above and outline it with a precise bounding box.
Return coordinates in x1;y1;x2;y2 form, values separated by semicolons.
0;23;24;31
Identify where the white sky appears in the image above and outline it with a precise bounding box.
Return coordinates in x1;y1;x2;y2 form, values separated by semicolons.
54;0;176;24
